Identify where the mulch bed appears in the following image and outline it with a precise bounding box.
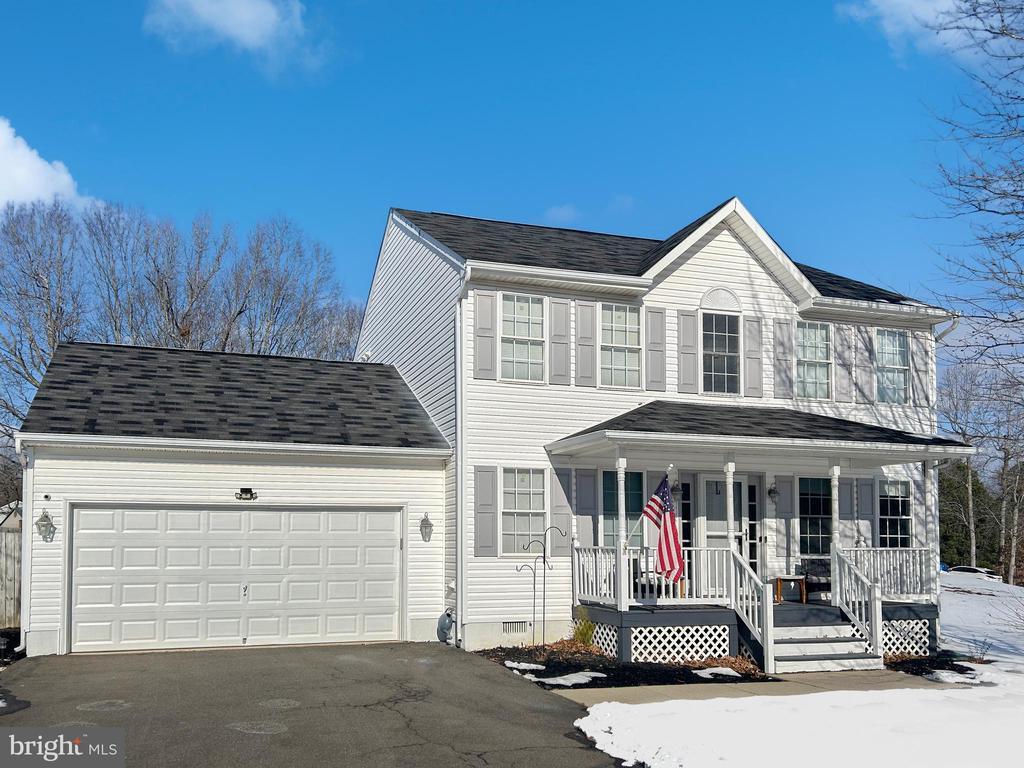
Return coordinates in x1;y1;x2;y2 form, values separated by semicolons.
0;629;20;665
478;639;773;689
886;649;990;677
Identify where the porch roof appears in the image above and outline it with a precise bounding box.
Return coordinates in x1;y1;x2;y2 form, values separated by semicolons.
545;401;973;463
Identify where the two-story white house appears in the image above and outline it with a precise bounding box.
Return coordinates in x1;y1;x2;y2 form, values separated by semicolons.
357;197;972;672
14;197;972;673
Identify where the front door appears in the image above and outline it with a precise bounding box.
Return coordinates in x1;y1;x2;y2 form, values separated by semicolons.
703;478;746;550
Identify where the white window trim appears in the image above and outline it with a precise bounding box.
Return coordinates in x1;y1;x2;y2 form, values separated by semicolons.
498;466;550;558
876;477;914;549
875;328;910;405
597;301;644;391
794;320;834;402
497;291;547;385
795;475;833;560
699;309;743;397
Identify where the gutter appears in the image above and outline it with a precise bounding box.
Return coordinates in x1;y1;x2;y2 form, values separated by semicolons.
15;433;451;461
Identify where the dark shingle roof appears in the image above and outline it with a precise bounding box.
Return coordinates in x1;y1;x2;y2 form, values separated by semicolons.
21;343;449;451
395;204;921;306
567;400;966;448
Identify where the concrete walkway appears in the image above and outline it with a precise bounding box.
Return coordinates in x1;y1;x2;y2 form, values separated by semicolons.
556;668;957;707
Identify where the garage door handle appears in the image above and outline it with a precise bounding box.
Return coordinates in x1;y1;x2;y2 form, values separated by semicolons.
242;584;248;597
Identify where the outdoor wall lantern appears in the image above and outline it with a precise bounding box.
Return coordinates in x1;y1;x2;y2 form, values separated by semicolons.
235;488;258;501
767;482;780;506
420;513;434;542
35;509;56;542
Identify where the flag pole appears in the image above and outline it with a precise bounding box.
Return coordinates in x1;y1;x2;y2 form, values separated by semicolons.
626;464;673;541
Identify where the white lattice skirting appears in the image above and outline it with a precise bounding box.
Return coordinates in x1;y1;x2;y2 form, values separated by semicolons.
883;619;931;657
592;623;618;658
630;624;730;663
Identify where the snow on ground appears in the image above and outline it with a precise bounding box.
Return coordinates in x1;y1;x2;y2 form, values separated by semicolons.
691;666;741;680
524;671;607;687
577;572;1024;767
503;661;546;671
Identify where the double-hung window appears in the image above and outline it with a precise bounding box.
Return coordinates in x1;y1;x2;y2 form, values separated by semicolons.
878;480;912;548
501;468;545;554
600;304;641;387
796;321;831;399
702;313;740;394
602;471;644;547
798;477;832;556
876;329;909;404
501;294;544;382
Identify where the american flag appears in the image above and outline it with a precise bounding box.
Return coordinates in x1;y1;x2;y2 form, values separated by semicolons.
641;475;685;583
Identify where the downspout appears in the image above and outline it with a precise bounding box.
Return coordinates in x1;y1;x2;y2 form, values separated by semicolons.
14;445;31;654
454;264;471;647
934;315;959;343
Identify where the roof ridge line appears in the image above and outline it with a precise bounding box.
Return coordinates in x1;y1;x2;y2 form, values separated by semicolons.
58;341;391;368
394;208;662;243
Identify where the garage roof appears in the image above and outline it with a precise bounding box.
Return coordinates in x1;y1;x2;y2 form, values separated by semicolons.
20;343;450;452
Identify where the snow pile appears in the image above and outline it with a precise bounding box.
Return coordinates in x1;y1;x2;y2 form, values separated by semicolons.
577;573;1024;767
524;671;607;687
503;661;546;671
692;666;741;680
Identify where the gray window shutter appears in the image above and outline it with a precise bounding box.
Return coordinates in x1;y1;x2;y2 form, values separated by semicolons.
474;291;497;380
912;472;928;547
834;324;854;403
773;318;794;399
474;466;498;557
575;469;599;547
857;478;876;546
911;332;931;407
743;317;763;397
839;478;854;519
645;307;666;391
677;310;698;393
576;301;597;387
855;326;875;404
774;475;794;557
549;298;571;386
550;469;572;556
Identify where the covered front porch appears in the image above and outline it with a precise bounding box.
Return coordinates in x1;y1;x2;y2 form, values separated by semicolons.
546;401;972;672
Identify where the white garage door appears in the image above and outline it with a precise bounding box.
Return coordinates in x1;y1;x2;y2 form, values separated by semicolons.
71;506;402;652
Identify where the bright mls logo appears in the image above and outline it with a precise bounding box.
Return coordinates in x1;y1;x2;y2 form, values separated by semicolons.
2;728;124;767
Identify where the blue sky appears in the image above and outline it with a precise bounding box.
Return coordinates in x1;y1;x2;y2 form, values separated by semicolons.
0;1;974;303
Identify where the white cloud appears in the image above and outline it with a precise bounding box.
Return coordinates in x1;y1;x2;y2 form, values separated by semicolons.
837;0;967;57
144;0;325;70
544;203;580;225
608;194;636;213
0;117;90;208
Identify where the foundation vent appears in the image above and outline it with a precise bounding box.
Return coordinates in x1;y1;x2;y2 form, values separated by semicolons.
502;620;529;635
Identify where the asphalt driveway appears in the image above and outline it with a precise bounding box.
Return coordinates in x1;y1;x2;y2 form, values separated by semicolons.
0;642;613;768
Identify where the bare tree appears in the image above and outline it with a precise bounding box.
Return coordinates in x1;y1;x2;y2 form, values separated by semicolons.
0;199;365;497
938;362;994;565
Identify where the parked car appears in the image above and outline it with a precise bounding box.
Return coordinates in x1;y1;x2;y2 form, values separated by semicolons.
948;565;1003;582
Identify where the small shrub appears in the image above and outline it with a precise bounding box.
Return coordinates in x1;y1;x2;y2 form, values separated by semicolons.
573;619;596;646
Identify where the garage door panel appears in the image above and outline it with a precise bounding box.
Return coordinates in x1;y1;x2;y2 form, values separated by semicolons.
72;506;402;652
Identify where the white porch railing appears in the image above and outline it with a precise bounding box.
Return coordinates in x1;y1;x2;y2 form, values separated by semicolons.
833;547;883;656
848;547;936;601
574;545;731;607
729;549;775;673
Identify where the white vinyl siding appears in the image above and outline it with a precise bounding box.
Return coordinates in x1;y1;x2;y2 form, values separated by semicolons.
878;479;912;548
600;304;641;387
702;312;740;394
876;329;910;404
796;321;832;399
500;294;544;382
501;468;545;554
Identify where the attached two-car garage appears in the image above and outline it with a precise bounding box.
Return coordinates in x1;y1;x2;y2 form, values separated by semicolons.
71;505;403;652
17;343;450;657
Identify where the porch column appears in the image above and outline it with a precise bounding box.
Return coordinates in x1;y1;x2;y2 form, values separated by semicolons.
830;462;841;607
924;459;939;602
616;456;629;611
724;458;737;552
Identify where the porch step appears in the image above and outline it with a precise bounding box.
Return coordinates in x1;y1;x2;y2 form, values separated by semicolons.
773;635;868;656
773;652;884;674
772;623;858;641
